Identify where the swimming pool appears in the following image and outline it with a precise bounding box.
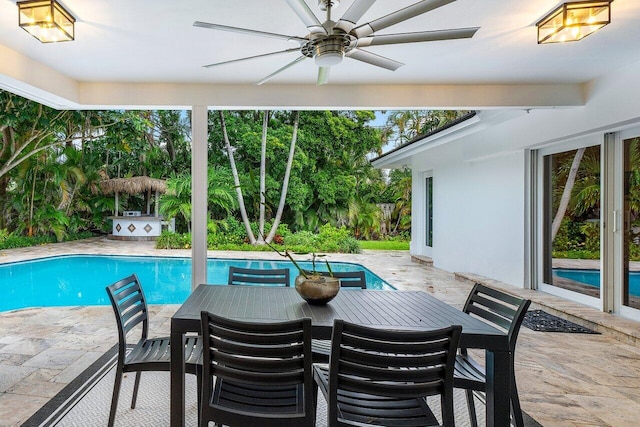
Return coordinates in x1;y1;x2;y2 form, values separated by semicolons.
553;268;640;296
0;255;392;311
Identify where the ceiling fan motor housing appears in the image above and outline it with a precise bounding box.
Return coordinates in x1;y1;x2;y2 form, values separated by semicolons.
302;31;353;67
314;38;344;66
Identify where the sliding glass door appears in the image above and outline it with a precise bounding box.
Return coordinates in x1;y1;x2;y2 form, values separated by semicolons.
623;136;640;311
541;145;601;304
536;131;640;319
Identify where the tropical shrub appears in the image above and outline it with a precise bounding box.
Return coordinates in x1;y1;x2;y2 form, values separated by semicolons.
580;221;600;252
337;236;361;254
0;231;94;250
156;223;361;253
283;230;316;247
156;231;191;249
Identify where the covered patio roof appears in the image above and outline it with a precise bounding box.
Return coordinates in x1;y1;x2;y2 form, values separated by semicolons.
1;0;639;110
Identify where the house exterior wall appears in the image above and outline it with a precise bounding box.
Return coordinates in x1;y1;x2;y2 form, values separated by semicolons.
409;128;526;287
396;60;640;290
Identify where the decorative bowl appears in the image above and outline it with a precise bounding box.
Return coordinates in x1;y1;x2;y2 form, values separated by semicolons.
294;274;340;305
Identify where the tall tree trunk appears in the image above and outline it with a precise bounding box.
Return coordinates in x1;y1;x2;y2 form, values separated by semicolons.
266;111;300;244
28;168;37;237
219;111;256;244
257;110;269;244
551;147;586;240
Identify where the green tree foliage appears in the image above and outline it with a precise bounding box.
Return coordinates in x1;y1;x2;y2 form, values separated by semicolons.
0;90;192;240
1;88;424;243
383;110;472;147
209;110;384;235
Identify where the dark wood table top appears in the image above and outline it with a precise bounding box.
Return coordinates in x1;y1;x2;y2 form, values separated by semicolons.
171;284;508;350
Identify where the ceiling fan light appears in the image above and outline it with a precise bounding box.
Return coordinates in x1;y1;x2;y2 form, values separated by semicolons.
536;1;612;44
315;51;343;67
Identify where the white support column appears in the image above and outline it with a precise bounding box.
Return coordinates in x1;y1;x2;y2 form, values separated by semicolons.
191;105;208;290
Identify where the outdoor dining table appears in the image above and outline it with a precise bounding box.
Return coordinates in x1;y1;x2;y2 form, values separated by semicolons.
170;284;511;427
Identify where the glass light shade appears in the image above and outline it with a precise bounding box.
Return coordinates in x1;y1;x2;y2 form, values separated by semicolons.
315;51;343;67
18;0;75;43
537;1;612;44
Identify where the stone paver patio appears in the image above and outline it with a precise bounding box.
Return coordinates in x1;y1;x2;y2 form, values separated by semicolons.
1;237;640;426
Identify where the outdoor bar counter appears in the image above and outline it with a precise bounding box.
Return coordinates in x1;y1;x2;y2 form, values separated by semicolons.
108;214;170;240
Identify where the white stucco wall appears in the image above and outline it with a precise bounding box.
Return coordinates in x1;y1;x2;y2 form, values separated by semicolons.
409;126;526;287
387;59;640;290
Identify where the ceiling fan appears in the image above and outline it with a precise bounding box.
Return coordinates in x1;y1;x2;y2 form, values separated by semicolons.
194;0;479;85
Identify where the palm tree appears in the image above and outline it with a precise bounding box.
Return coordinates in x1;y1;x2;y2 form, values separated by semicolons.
160;168;236;234
160;174;192;233
384;111;428;146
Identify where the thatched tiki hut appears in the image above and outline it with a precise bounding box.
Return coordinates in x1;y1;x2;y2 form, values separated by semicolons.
100;176;167;217
99;176;169;240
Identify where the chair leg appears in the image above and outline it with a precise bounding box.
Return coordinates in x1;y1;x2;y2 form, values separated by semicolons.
131;371;141;409
108;369;123;427
465;389;478;427
510;381;525;427
196;368;202;426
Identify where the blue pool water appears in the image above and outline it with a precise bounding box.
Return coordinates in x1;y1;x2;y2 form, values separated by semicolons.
0;255;392;312
553;268;640;296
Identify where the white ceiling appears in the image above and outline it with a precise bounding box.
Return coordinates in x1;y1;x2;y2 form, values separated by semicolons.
1;0;639;109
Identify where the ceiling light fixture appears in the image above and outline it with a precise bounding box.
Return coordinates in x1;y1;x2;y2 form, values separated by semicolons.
17;0;75;43
536;1;612;44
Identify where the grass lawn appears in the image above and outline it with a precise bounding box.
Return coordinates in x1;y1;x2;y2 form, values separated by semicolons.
359;240;409;251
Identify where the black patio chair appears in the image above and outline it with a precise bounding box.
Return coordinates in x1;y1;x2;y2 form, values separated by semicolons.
314;319;462;427
105;274;202;427
227;266;290;287
306;270;367;362
199;311;316;427
454;283;531;427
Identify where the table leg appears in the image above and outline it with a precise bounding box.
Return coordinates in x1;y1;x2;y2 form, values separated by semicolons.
170;332;185;427
485;349;511;427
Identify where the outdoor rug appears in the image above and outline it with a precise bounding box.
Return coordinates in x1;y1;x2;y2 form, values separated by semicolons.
22;345;543;427
523;309;600;334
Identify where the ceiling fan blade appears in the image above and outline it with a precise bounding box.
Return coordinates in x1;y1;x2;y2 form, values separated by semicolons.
193;21;307;43
203;48;301;69
256;56;308;85
317;67;330;86
345;48;404;71
357;27;479;47
335;0;377;33
285;0;326;34
352;0;456;39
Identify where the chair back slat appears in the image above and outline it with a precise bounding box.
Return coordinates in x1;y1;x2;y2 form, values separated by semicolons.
463;283;532;351
228;266;290;287
122;306;147;335
208;323;303;345
339;358;447;383
214;351;304;373
213;364;305;386
212;337;305;359
466;304;513;332
342;346;447;370
304;270;367;289
339;374;445;399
